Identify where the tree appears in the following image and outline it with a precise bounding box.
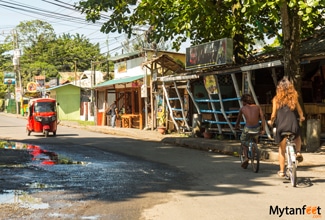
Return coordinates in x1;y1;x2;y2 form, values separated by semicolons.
76;0;324;76
0;43;17;99
5;20;56;50
19;32;105;87
44;33;103;71
1;20;106;98
0;43;13;72
76;0;323;144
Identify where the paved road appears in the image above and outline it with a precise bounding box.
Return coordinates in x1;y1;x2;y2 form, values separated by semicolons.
1;113;325;220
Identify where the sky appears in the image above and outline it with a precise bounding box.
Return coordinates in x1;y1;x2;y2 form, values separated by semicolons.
0;0;184;56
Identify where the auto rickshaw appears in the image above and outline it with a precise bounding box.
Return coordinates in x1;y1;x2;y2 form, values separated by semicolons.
26;98;58;137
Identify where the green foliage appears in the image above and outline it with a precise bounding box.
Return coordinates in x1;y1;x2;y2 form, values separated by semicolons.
0;20;107;99
5;20;56;50
20;32;104;75
0;44;13;98
0;43;13;72
76;0;324;64
0;71;9;98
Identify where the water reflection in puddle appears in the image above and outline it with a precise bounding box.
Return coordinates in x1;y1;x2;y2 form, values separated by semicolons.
0;140;86;166
0;140;86;208
0;190;49;209
28;144;59;165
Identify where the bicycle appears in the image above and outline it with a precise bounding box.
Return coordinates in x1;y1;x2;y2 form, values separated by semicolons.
281;131;298;187
239;130;260;173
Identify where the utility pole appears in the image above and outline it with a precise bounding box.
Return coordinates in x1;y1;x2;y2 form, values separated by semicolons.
74;60;77;86
12;29;23;116
106;37;110;80
90;60;96;123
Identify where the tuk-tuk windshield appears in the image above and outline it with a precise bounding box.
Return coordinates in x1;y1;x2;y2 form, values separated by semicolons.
34;102;56;113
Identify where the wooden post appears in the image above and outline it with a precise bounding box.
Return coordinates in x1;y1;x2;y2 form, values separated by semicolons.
306;119;321;152
138;87;143;130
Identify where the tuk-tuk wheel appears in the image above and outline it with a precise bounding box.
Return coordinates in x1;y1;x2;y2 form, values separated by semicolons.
27;129;31;136
53;131;56;136
44;130;49;137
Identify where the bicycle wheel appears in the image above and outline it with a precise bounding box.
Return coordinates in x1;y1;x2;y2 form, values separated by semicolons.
251;143;260;173
239;145;244;162
287;162;297;187
286;145;297;187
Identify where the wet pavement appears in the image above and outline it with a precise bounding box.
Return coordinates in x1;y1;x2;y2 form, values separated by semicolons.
0;140;189;220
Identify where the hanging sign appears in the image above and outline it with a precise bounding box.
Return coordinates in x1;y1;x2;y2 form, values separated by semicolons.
141;84;147;98
4;72;15;78
4;78;16;85
186;38;233;70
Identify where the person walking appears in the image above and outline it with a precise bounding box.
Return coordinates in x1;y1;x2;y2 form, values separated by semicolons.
235;93;266;169
268;77;305;177
107;101;118;128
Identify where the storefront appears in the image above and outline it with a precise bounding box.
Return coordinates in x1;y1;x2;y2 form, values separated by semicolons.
95;51;186;131
142;54;186;131
95;75;144;129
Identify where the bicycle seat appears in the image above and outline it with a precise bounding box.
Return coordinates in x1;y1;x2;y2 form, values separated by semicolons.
281;131;295;137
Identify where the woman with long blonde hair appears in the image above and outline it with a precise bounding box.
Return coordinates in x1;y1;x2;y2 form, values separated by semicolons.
269;77;305;177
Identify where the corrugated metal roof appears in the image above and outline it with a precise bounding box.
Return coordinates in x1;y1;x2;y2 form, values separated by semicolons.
300;29;325;58
142;54;185;74
95;75;144;88
46;83;80;91
108;51;142;62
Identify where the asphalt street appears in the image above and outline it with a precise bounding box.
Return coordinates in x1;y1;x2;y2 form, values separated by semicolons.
1;112;325;220
2;112;325;165
59;116;325;165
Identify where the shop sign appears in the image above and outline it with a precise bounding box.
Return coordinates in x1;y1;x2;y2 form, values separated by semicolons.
4;72;15;78
186;38;233;70
4;78;16;85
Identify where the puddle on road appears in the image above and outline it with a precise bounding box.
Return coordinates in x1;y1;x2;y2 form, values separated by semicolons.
0;140;86;209
0;140;86;165
0;190;49;209
0;182;64;209
27;182;64;189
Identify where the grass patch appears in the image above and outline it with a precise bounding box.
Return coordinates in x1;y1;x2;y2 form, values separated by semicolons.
61;120;95;126
77;120;95;126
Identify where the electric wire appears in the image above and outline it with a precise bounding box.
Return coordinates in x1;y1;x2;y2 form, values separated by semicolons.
0;0;132;55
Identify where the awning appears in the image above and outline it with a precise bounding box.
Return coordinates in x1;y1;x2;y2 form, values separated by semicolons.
240;60;282;71
95;75;144;88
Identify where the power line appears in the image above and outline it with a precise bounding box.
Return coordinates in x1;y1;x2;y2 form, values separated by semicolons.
0;0;143;55
1;2;99;48
0;0;103;26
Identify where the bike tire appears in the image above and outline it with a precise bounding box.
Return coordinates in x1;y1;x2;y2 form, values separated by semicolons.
251;143;260;173
239;146;246;164
286;144;298;187
289;162;297;187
